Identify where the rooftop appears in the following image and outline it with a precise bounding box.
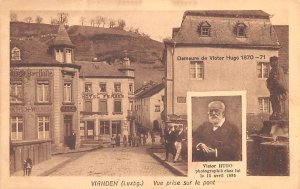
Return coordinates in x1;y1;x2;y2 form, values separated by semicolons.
136;82;164;99
168;10;279;48
50;24;74;47
76;61;132;78
10;39;59;64
183;10;270;19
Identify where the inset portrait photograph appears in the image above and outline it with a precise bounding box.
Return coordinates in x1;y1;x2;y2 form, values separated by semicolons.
191;95;243;162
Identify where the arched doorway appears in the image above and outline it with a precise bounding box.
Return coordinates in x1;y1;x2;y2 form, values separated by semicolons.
153;120;160;132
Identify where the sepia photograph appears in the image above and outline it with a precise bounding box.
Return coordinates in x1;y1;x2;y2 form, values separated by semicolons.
191;96;242;162
9;10;189;177
1;1;298;188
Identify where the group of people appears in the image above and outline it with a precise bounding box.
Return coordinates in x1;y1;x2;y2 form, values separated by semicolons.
110;134;121;147
111;133;150;148
164;124;187;163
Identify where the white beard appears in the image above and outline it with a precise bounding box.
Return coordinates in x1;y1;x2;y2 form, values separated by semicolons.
209;116;221;125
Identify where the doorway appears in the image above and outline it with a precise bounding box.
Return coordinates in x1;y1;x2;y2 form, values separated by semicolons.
86;121;95;139
111;121;121;135
64;115;73;146
153;120;160;132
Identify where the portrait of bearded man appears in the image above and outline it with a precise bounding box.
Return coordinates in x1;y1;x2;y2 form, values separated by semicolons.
192;101;241;161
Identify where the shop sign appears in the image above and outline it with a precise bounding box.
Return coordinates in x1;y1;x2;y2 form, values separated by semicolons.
10;69;53;79
82;92;124;100
10;106;52;113
61;105;77;112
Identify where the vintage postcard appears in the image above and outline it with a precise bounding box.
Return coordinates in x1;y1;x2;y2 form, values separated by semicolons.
0;0;299;189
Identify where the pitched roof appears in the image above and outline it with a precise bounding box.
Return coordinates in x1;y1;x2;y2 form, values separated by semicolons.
273;25;289;72
169;10;279;48
10;39;59;64
76;61;130;78
50;24;74;47
136;83;164;99
134;81;157;94
183;10;270;19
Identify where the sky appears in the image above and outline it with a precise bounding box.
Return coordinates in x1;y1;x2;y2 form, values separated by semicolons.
13;10;288;42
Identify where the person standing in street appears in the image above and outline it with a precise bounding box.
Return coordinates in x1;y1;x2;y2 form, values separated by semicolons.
70;131;76;150
116;134;121;147
123;135;128;147
151;131;155;145
142;134;147;146
111;134;116;148
174;125;186;163
132;134;136;147
128;134;132;146
164;125;176;161
136;134;140;147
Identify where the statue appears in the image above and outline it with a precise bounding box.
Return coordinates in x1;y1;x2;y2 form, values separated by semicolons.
266;56;288;120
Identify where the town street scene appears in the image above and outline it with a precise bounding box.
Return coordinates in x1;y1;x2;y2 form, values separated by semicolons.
9;10;288;176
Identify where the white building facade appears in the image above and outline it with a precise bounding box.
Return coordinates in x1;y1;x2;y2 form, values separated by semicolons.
135;83;164;131
163;10;280;129
78;59;135;143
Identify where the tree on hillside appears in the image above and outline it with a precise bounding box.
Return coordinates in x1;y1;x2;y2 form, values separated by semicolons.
100;17;106;27
79;17;86;26
90;18;95;27
50;17;59;25
109;19;116;28
95;16;102;27
141;33;151;38
10;13;18;22
57;11;69;25
24;17;33;23
134;28;139;34
35;15;43;23
129;27;134;32
117;19;126;30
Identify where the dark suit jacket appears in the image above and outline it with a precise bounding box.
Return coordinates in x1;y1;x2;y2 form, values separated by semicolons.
164;130;176;145
175;130;186;142
192;120;241;161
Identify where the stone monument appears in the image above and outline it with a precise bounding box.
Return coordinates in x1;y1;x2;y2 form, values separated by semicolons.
263;56;288;139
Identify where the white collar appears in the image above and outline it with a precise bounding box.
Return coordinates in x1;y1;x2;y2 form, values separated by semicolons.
217;117;226;127
213;118;225;131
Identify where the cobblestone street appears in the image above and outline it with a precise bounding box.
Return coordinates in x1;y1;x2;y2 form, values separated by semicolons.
49;146;175;176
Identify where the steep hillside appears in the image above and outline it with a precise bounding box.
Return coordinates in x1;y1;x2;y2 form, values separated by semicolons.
10;22;164;89
67;25;163;64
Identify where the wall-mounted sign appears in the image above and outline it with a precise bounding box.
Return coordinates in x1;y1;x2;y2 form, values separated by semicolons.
10;69;53;79
177;97;186;103
11;106;52;113
82;92;124;100
61;105;77;112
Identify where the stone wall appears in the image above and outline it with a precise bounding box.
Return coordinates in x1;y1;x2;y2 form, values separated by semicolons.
10;139;52;174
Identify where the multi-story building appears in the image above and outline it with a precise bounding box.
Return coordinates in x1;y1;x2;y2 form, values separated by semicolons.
135;83;164;131
10;23;136;172
10;24;81;172
78;57;135;143
163;10;282;129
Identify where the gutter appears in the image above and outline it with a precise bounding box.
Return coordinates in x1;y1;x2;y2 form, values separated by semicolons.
171;41;176;115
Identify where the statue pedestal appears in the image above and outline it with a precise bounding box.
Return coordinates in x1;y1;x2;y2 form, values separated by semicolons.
261;120;289;136
247;120;289;176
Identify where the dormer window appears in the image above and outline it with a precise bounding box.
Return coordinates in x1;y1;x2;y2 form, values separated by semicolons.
65;49;72;63
235;23;247;37
11;47;21;60
55;49;64;63
198;21;211;36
